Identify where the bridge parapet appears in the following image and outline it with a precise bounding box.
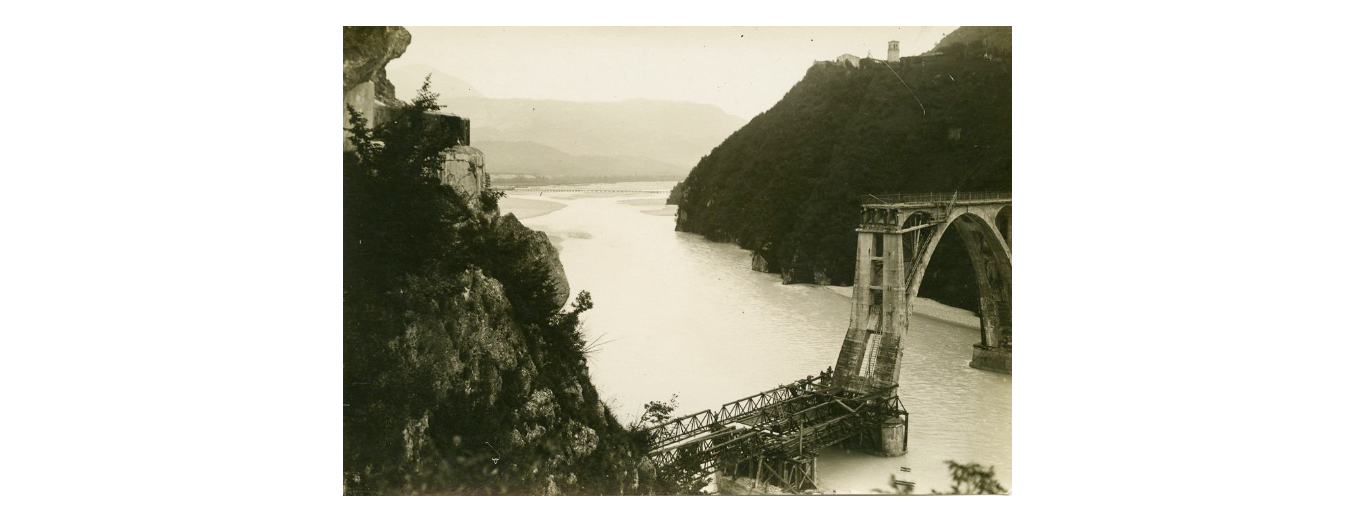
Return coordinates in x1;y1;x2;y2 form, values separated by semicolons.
645;370;833;450
861;191;1011;207
647;381;909;492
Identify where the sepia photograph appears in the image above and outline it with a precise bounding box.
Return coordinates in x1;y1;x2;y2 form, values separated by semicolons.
343;25;1011;495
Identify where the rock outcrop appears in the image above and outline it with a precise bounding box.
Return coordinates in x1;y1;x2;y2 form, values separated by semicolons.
494;214;571;311
374;68;399;106
343;26;411;93
441;145;486;211
344;27;652;496
354;267;638;494
343;26;410;148
751;250;775;273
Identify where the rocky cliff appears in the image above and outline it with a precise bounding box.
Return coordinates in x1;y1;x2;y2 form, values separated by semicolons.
343;26;410;94
343;26;660;495
493;214;571;310
373;68;399;106
343;27;410;148
344;266;646;495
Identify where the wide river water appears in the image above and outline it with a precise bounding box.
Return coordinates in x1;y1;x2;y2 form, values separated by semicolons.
499;181;1011;494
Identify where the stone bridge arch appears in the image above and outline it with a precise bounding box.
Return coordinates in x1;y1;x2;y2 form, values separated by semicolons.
908;206;1010;296
834;195;1012;393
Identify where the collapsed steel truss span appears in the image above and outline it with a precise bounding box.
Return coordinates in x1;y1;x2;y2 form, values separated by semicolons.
642;367;908;491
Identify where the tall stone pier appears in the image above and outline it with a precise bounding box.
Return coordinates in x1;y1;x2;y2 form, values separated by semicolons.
832;192;1013;395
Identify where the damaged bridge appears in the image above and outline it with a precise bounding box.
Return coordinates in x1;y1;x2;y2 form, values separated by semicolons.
848;191;1012;379
643;192;1011;492
643;368;908;492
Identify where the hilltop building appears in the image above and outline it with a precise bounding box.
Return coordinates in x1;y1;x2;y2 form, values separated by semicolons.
820;40;903;68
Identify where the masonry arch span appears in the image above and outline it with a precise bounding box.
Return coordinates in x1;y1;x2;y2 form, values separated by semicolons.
912;212;1009;288
908;212;1012;351
835;198;1014;392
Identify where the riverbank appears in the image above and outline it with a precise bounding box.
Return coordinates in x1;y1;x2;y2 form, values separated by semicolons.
823;286;980;329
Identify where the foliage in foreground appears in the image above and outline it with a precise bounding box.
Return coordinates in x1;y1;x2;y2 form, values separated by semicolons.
623;394;711;495
344;80;649;495
932;460;1008;495
879;460;1008;495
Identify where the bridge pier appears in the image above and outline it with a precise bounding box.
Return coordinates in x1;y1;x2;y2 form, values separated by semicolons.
970;344;1012;374
880;415;909;456
840;412;909;457
839;193;1012;387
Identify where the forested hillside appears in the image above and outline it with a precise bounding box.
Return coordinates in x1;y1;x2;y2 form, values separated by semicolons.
674;27;1010;311
934;26;1013;56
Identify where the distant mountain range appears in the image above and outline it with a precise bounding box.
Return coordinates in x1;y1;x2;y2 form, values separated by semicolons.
474;140;686;180
439;97;746;169
385;63;747;179
386;63;485;99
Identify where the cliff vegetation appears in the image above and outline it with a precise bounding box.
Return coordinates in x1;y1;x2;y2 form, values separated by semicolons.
934;26;1013;57
344;32;667;493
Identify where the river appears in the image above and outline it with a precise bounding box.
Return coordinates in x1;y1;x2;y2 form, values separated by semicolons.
498;181;1012;494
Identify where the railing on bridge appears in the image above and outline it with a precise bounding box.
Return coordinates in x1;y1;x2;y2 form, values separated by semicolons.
643;372;907;490
650;388;880;466
715;371;834;423
645;370;833;450
861;191;1011;206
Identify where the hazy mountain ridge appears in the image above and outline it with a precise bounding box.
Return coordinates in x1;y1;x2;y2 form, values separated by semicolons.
387;63;485;98
388;64;746;170
444;97;746;169
475;140;686;180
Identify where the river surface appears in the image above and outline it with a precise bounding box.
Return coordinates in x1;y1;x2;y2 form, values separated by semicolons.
499;181;1012;494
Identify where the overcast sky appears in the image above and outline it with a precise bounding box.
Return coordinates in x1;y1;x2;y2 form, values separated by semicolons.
391;27;959;121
